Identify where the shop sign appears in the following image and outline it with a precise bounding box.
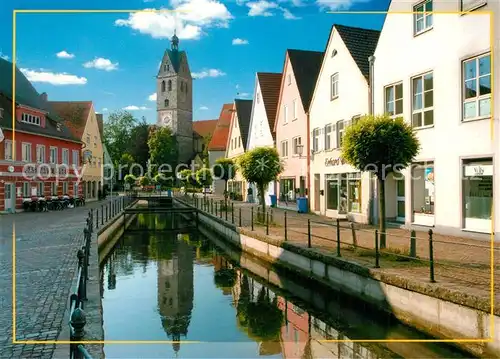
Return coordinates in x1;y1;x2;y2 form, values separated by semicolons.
325;157;346;166
465;164;493;177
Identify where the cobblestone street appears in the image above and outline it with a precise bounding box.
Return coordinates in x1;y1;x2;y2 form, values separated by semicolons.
0;201;104;359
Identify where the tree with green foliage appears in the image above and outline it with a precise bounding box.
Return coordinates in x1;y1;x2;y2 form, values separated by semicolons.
148;126;178;176
196;168;213;196
124;174;137;193
341;114;420;248
178;169;198;192
129;116;150;170
154;173;173;189
213;158;236;199
138;176;150;187
116;153;135;179
103;110;137;163
238;147;283;217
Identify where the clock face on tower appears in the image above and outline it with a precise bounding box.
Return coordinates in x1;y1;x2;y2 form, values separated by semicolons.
162;111;173;127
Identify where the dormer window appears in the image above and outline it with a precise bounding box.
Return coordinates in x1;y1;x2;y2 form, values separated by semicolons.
22;113;41;126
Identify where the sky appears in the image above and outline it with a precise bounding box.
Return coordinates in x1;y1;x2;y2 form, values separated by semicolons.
0;0;389;123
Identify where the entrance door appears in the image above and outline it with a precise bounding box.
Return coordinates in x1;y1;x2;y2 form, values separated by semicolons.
396;178;405;222
4;183;14;212
314;174;320;212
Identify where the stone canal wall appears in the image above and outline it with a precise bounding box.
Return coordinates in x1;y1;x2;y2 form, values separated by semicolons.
97;210;137;265
185;201;499;358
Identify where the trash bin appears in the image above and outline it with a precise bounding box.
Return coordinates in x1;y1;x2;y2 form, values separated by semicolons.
269;194;277;208
297;197;308;213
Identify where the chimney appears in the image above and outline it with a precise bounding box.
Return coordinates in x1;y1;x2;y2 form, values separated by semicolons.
40;92;48;102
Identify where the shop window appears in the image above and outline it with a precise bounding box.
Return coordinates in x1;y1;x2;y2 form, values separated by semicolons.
412;162;435;216
22;182;30;197
51;182;58;196
326;174;339;210
325;173;361;213
37;182;44;196
462;159;493;232
280;178;296;202
63;182;69;194
347;172;362;213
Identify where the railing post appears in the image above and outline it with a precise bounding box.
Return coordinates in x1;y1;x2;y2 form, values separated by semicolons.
225;201;228;221
101;205;104;225
410;229;417;258
336;219;341;257
251;207;254;231
70;307;87;359
239;207;242;227
231;203;234;224
220;200;223;219
266;212;269;235
211;199;214;214
284;211;287;241
96;209;99;229
374;229;380;268
196;210;199;229
428;229;435;283
215;202;218;217
307;219;311;248
106;204;108;222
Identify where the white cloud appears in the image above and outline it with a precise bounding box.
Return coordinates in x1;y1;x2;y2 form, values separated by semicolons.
191;68;226;79
102;108;109;112
115;1;232;40
123;105;149;110
238;92;250;98
247;1;279;16
0;52;9;60
316;0;370;10
20;68;87;85
83;57;119;71
56;50;75;59
199;106;209;110
148;93;157;101
282;8;300;19
232;38;249;45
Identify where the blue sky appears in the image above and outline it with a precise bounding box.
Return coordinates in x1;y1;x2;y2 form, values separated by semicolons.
0;0;389;123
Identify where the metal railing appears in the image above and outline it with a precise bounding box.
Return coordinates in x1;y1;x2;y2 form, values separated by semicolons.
95;196;132;230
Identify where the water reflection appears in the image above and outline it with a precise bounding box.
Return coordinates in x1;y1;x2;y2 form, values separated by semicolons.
100;218;473;359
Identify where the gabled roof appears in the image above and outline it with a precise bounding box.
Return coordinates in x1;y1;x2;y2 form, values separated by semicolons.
287;49;324;113
49;101;93;140
234;99;253;150
96;113;104;139
208;103;234;151
334;24;380;80
193;119;217;138
256;72;282;140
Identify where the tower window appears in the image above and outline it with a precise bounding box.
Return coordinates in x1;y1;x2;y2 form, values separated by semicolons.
164;64;166;71
164;99;169;107
180;82;184;91
167;64;170;71
161;81;166;92
168;80;172;91
185;83;188;93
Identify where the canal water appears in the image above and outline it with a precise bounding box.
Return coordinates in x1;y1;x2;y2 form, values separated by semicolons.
100;213;475;359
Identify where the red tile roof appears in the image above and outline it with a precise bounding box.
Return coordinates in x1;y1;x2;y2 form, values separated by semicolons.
49;101;92;140
193;119;217;138
257;72;282;140
208;103;234;151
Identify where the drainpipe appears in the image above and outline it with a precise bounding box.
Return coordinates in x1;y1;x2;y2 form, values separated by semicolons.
306;112;311;212
368;55;376;225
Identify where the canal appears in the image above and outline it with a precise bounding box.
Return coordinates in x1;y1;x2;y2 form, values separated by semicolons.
99;213;475;359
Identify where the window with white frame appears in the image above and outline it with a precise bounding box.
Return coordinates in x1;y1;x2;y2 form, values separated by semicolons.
86;134;90;144
463;53;491;120
36;145;45;163
63;181;69;194
4;140;12;160
292;99;297;120
413;0;433;35
312;128;320;152
325;124;334;150
73;182;79;196
281;140;288;157
411;72;434;128
384;82;403;117
50;146;58;164
21;113;41;126
21;142;32;162
461;0;487;11
293;136;302;155
72;150;79;166
22;182;30;197
37;182;44;196
336;120;345;148
331;73;339;99
62;148;69;165
351;115;361;125
284;105;288;124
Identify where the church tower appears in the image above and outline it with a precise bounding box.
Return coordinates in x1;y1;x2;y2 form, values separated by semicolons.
157;32;193;164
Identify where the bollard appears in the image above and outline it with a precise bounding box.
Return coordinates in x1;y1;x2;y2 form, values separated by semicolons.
266;212;269;235
375;230;380;268
307;219;311;248
350;222;357;247
239;208;242;227
284;211;287;241
231;203;234;224
70;307;87;358
428;229;435;283
251;207;254;231
336;219;341;257
410;230;417;258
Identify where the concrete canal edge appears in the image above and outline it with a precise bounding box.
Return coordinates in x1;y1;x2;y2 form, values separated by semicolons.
174;199;499;358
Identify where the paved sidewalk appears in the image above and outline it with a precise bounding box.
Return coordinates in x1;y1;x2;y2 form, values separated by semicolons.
0;201;105;359
183;194;500;307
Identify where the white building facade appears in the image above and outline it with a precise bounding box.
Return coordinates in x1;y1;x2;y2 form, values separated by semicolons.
246;72;282;206
373;0;499;237
309;25;380;224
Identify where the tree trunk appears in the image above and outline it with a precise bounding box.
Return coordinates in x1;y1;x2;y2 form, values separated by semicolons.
258;184;266;222
377;176;387;249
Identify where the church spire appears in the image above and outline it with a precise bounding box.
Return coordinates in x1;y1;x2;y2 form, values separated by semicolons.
171;30;179;51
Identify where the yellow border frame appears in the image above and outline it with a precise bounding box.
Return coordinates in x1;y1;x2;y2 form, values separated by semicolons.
10;9;495;347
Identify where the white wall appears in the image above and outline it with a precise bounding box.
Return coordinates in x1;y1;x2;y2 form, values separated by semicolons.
373;3;499;236
208;150;226;195
309;27;372;222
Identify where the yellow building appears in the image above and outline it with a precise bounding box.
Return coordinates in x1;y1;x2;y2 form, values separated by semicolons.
50;101;104;200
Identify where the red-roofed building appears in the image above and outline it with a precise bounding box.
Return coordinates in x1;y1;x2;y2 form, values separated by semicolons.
193;119;217;155
208;103;234;195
